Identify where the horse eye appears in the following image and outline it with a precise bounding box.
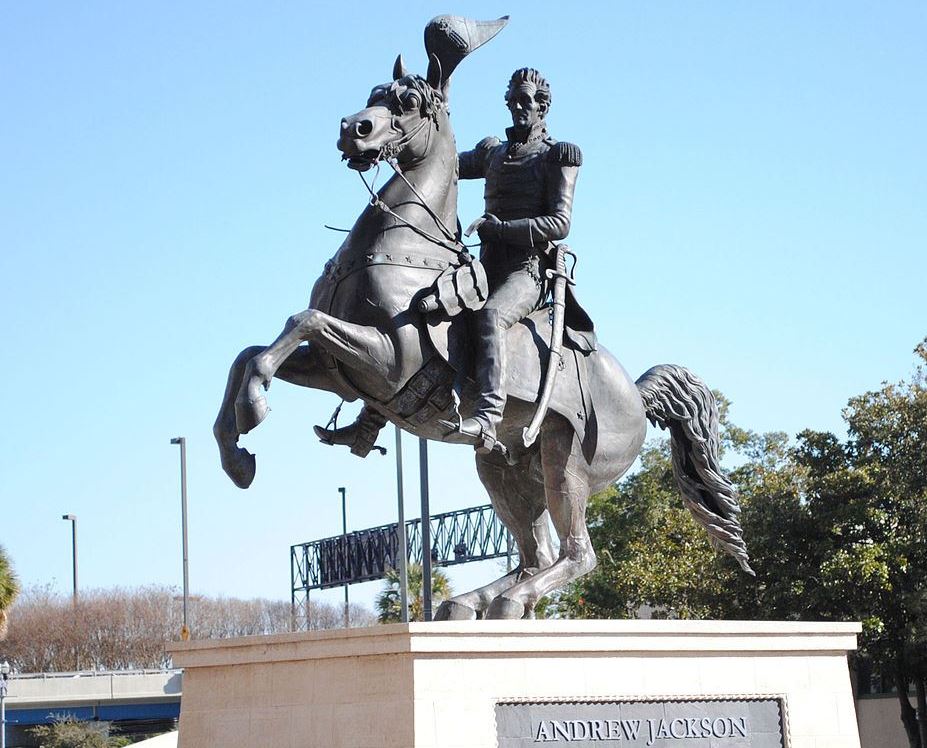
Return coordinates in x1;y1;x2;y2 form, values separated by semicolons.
367;87;389;107
403;93;421;110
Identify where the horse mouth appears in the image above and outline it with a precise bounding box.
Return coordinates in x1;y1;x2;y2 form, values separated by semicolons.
343;149;381;172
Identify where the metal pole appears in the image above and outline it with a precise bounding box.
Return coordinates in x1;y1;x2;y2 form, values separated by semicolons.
61;515;77;604
170;437;190;641
290;547;297;633
394;426;409;623
339;486;349;628
418;438;432;622
506;530;514;573
1;660;9;748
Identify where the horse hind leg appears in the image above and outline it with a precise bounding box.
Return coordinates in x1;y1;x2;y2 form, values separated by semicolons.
486;417;596;619
434;450;556;621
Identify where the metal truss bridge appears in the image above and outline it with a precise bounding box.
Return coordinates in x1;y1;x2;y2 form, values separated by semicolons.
290;503;511;628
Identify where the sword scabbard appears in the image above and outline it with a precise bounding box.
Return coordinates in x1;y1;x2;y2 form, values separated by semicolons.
522;244;570;448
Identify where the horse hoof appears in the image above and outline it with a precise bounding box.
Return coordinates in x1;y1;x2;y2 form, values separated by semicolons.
434;600;477;621
222;447;256;489
235;396;269;434
486;595;526;620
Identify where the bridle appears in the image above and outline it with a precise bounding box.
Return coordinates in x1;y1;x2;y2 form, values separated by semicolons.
354;98;478;261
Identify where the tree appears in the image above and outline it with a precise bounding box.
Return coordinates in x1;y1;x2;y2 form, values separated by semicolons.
0;545;20;639
803;340;927;748
0;585;375;672
375;563;451;623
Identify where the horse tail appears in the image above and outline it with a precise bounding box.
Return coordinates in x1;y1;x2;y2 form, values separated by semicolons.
635;364;754;575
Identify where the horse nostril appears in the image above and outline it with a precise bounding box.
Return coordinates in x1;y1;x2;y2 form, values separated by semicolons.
354;120;373;138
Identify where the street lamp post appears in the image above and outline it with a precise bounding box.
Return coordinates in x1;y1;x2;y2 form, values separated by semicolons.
170;437;190;641
394;426;409;623
61;515;77;604
1;660;9;748
339;486;349;628
418;438;432;622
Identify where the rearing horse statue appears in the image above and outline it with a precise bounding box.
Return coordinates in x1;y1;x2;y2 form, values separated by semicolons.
214;15;752;621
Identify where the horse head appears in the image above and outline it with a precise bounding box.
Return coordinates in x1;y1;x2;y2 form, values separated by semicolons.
337;14;509;172
338;71;446;172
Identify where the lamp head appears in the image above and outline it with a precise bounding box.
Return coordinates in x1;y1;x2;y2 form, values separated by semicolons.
1;660;10;676
62;514;76;521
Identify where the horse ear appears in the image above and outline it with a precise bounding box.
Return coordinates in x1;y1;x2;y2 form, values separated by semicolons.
393;54;408;81
426;53;443;90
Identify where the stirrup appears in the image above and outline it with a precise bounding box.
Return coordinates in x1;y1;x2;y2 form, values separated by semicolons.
313;421;386;457
313;422;357;447
438;417;507;458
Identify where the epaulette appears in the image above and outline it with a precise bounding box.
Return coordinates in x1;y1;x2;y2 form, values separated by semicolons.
548;141;583;167
476;135;502;152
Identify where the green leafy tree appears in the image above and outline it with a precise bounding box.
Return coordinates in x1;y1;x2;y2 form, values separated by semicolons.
802;341;927;748
376;563;451;623
0;545;20;639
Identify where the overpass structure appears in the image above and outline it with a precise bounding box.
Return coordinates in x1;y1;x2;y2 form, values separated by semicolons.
3;669;181;745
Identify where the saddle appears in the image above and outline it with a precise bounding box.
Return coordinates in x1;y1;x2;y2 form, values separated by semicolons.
425;297;600;462
315;272;601;462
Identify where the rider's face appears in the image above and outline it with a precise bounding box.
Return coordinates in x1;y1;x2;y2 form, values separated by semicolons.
507;83;545;130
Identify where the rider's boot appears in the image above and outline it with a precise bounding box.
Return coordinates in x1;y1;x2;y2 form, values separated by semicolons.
314;405;387;458
445;308;506;454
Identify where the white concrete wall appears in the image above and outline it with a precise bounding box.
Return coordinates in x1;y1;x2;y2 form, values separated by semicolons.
170;620;862;748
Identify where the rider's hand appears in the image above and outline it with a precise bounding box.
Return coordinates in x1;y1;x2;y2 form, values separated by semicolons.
476;213;504;242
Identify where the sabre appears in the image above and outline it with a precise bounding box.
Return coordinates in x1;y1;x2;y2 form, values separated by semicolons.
523;244;573;447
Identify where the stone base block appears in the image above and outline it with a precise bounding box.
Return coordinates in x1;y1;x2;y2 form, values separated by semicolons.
168;620;861;748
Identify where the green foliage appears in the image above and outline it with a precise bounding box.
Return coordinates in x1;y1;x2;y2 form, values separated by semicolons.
0;545;21;639
376;563;451;623
30;717;123;748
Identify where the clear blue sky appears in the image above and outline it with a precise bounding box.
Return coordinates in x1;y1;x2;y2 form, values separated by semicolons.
2;2;924;613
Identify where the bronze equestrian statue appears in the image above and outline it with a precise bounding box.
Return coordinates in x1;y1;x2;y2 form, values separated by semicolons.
214;15;752;621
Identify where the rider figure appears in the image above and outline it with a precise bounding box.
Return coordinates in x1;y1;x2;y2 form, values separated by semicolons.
452;67;582;451
315;67;581;455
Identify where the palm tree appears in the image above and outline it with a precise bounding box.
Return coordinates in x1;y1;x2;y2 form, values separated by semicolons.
376;563;451;623
0;544;21;639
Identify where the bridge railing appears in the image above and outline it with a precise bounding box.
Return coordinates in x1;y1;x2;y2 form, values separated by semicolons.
290;503;513;628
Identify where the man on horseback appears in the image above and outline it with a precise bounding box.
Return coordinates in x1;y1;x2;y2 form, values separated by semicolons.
316;66;582;456
217;16;752;621
449;67;582;452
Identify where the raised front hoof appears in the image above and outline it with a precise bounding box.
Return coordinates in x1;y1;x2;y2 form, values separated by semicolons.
235;395;268;434
433;600;478;621
485;595;527;620
220;447;256;489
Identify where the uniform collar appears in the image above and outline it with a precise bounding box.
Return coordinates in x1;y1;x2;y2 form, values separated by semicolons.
505;125;548;155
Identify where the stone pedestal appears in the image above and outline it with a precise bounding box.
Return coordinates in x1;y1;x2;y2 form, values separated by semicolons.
168;620;861;748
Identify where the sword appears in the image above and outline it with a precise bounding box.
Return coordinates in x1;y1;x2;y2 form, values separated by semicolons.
523;244;573;448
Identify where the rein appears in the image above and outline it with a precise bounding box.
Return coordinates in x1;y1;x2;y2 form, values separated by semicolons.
355;114;479;262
